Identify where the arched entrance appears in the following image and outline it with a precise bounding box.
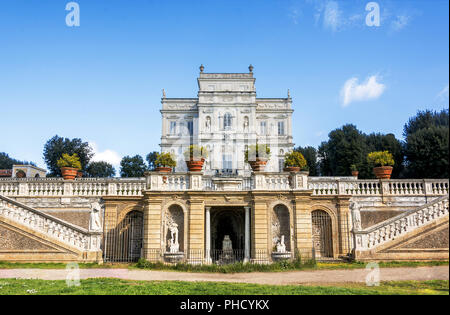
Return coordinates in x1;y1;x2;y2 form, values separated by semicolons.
271;204;291;252
210;208;245;263
164;204;185;253
311;210;333;259
104;210;143;262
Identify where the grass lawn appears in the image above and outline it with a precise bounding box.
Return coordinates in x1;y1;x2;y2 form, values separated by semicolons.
0;260;448;273
0;279;447;295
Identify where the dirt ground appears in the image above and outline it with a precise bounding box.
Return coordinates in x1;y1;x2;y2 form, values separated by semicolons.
0;266;448;285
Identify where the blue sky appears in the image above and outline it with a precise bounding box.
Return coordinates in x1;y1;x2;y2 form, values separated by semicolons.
0;0;448;170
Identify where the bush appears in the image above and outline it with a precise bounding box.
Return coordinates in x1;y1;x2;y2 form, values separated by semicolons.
284;151;307;169
183;145;208;161
245;144;271;163
367;151;395;167
56;153;81;170
155;152;176;168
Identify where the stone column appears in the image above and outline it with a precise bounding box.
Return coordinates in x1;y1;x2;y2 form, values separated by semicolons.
337;197;352;256
244;206;251;263
293;194;314;260
188;199;205;263
252;196;269;263
143;197;163;262
205;206;211;263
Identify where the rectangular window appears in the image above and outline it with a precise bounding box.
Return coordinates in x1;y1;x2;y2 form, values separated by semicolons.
279;159;285;172
222;154;232;171
260;121;267;135
278;121;285;135
170;121;177;135
187;121;193;136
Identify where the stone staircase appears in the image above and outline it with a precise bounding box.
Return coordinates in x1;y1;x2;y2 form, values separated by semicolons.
354;195;449;261
0;194;102;263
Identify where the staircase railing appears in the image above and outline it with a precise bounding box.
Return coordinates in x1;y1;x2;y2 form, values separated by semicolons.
354;195;449;251
0;194;101;252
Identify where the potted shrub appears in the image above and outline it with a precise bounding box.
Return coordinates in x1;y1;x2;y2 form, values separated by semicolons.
350;164;359;177
184;145;208;172
154;152;176;173
367;151;395;179
57;153;82;180
283;151;307;173
245;144;271;172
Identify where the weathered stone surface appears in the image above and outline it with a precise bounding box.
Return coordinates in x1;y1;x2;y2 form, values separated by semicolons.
403;226;449;249
361;210;407;229
41;210;90;230
0;224;54;250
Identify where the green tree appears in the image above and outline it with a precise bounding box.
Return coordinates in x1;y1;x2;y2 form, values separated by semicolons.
403;109;449;137
403;109;449;179
120;155;147;178
318;124;367;177
294;146;318;176
43;136;93;177
86;161;116;178
146;151;159;171
0;153;36;169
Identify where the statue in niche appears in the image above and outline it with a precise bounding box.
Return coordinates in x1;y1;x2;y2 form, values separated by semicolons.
222;235;232;251
169;222;180;253
276;235;287;253
89;202;102;231
243;116;249;132
350;202;362;231
205;116;211;132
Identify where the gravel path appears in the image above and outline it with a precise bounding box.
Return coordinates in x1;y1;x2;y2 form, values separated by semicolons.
0;266;448;285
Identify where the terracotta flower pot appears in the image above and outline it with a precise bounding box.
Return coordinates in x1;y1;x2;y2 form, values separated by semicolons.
351;171;359;177
155;167;172;173
249;158;268;172
284;166;301;173
186;159;205;172
60;167;78;180
373;166;393;179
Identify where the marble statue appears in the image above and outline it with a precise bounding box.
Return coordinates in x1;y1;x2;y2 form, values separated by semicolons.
205;116;211;131
276;235;286;253
350;202;362;231
243;116;249;131
222;235;232;251
89;202;102;231
169;222;180;253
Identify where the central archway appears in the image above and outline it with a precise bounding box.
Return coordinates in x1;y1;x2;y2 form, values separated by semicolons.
211;207;245;263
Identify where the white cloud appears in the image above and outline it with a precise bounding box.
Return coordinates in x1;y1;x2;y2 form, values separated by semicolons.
391;15;410;32
340;75;386;107
89;142;122;166
437;84;449;101
289;8;300;25
323;1;343;32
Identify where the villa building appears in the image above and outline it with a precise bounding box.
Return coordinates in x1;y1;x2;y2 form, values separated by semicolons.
160;65;294;176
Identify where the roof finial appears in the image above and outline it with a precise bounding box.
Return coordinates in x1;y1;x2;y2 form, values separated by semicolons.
200;64;205;73
248;64;254;73
287;89;291;98
162;89;166;99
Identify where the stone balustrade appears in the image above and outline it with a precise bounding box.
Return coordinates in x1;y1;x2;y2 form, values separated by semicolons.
308;177;449;197
0;175;448;196
0;177;146;197
354;195;449;251
0;194;101;252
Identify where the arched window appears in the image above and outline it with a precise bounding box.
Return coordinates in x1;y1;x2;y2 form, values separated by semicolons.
224;113;232;130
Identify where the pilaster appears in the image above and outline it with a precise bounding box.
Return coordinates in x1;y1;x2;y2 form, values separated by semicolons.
143;196;163;262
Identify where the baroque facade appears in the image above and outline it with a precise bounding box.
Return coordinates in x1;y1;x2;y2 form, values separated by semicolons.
0;67;448;264
161;65;294;175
